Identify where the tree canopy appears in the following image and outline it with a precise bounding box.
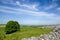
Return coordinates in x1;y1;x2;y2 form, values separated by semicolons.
5;21;20;34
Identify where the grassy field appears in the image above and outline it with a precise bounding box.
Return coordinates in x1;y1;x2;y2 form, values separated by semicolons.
0;25;53;40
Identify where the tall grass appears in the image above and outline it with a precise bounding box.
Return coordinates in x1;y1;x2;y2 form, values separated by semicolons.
0;27;5;40
0;26;53;40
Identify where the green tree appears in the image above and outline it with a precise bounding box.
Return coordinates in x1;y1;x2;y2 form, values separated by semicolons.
5;21;20;34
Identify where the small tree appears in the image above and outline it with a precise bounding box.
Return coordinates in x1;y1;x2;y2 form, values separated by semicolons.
5;21;20;34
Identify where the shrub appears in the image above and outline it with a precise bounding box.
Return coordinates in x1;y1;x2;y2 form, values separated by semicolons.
5;21;20;34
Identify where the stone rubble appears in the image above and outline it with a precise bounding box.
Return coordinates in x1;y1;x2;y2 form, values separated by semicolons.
22;25;60;40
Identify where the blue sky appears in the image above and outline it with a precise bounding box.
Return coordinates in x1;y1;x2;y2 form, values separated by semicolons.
0;0;60;25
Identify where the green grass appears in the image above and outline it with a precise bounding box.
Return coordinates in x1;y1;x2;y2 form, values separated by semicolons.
0;26;53;40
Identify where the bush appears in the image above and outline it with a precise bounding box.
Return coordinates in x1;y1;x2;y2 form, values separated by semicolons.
5;21;20;34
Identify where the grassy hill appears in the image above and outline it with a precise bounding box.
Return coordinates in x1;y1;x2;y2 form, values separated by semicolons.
0;25;53;40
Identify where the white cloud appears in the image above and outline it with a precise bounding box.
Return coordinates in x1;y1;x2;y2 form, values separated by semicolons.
22;4;38;10
45;0;57;10
1;0;39;11
16;1;21;5
0;6;60;20
0;0;60;25
57;7;60;10
0;6;60;25
52;0;58;2
29;12;56;17
16;1;39;10
45;3;57;10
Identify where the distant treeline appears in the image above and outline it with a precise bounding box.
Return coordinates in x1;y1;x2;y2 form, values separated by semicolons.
20;25;46;28
0;24;5;26
0;24;5;25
